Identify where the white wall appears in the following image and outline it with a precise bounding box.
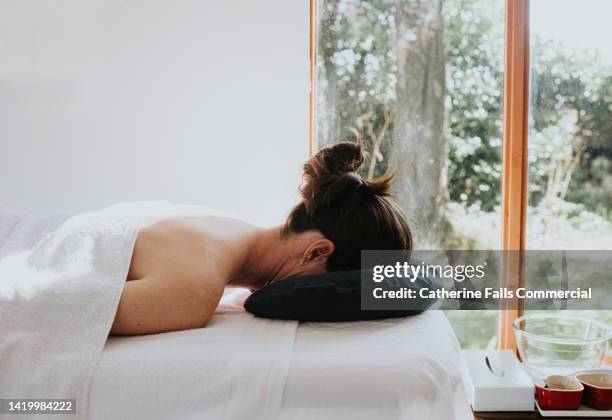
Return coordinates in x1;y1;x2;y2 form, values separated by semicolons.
0;0;308;226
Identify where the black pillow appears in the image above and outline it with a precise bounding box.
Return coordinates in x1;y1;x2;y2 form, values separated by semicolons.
244;269;441;322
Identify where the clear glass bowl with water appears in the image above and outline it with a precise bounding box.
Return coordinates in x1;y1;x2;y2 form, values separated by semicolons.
513;314;612;371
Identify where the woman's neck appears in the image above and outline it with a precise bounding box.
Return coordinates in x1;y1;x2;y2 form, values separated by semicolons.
228;225;298;289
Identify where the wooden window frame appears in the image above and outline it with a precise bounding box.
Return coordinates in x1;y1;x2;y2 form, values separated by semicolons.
308;0;531;351
308;0;317;157
499;0;529;350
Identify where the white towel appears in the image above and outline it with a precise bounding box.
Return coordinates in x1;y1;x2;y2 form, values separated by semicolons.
0;204;144;420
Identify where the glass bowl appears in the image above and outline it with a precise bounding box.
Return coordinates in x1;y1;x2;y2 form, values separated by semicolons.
513;314;612;371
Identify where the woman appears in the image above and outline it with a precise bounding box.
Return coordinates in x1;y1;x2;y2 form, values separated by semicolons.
111;142;412;335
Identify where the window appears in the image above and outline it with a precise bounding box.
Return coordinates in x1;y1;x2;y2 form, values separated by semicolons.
315;0;505;348
313;0;612;350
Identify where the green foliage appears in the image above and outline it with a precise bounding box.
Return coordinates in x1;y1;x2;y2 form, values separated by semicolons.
444;0;504;212
317;0;397;179
530;40;612;215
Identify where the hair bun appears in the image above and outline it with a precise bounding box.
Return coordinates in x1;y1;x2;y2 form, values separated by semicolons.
300;142;373;215
305;142;365;177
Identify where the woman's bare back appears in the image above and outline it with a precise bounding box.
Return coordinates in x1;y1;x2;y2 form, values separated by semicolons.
111;216;254;335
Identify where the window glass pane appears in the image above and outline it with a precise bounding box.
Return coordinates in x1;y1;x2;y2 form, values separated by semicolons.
527;0;612;329
317;0;504;348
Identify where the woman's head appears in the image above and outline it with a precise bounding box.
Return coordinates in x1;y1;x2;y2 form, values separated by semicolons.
283;141;412;272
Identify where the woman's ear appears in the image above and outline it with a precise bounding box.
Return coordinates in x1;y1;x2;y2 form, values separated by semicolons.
302;238;335;267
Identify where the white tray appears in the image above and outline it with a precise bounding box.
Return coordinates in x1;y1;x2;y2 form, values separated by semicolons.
537;402;612;417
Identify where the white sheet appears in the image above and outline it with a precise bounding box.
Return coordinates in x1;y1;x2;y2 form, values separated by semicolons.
89;289;298;420
90;291;471;420
279;310;471;420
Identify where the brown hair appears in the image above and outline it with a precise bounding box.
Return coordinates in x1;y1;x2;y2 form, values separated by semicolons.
283;141;413;271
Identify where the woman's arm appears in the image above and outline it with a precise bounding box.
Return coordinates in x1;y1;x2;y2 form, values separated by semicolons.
110;275;225;335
